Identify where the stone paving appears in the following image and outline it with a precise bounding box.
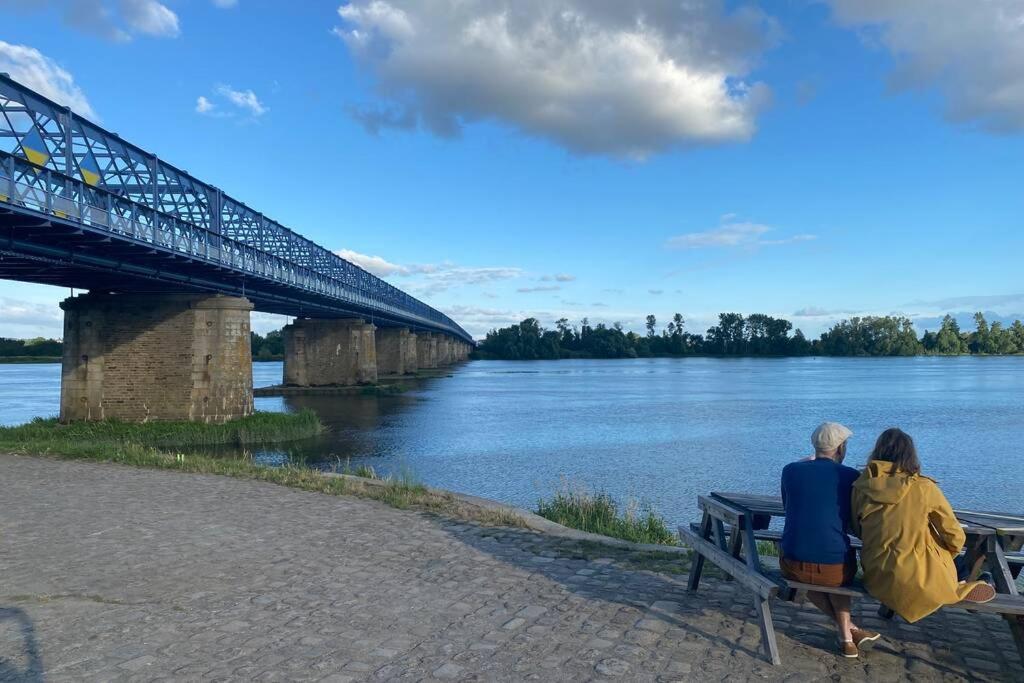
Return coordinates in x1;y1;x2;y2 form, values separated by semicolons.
1;455;1022;682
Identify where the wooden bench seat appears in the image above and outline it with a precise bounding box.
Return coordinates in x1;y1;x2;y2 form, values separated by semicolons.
690;522;1022;569
772;573;1024;614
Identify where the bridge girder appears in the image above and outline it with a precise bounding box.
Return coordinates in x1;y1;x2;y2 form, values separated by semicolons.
0;74;472;342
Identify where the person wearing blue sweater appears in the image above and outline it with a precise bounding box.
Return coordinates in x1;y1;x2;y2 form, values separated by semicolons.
780;422;880;659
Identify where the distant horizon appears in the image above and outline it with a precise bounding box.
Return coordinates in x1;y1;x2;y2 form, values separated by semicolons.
3;308;1021;346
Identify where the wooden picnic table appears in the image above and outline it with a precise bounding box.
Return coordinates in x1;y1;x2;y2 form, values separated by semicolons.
711;492;1024;593
680;491;1024;666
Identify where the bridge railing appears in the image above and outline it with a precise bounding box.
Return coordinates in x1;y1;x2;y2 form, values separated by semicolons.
0;74;471;342
1;152;470;339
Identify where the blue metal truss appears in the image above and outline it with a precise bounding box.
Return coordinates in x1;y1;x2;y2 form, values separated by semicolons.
0;73;471;342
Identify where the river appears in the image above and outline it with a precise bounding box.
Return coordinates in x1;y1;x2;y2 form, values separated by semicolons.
1;357;1021;526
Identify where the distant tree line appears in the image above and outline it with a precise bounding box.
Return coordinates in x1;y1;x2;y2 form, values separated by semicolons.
0;337;63;358
250;330;284;360
474;313;1024;360
0;333;286;361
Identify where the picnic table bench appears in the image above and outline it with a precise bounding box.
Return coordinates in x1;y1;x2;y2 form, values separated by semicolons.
679;492;1024;666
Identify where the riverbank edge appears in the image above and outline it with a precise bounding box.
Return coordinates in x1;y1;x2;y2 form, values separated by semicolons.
0;448;690;558
322;471;691;556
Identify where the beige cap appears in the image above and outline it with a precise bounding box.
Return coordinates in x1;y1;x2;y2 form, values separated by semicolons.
811;422;853;452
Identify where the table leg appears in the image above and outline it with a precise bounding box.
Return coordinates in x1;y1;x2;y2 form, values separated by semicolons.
754;594;782;666
687;510;711;592
729;525;744;561
742;522;763;575
712;517;732;582
986;536;1019;596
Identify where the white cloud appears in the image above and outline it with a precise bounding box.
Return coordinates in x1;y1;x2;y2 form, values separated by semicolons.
119;0;179;37
195;95;215;114
216;85;268;116
196;85;268;118
333;248;522;296
826;0;1024;132
335;248;409;277
517;285;561;293
3;0;178;41
541;273;576;282
0;42;98;119
792;306;861;318
648;289;663;295
666;218;816;250
334;0;776;158
413;266;522;296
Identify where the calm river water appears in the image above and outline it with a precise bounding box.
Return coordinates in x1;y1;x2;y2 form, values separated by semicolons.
2;357;1022;526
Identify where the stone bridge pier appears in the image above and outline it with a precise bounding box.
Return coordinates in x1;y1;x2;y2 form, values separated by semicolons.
375;327;418;376
283;318;377;387
416;333;438;369
59;292;254;423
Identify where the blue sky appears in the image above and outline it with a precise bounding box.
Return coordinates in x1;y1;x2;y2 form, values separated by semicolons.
1;0;1023;339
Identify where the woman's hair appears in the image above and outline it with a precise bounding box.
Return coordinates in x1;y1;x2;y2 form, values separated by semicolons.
869;427;921;475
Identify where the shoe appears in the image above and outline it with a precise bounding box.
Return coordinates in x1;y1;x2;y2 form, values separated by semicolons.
963;582;996;604
839;640;859;658
850;627;881;650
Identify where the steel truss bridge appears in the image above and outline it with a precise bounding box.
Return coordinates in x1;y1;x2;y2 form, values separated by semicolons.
0;74;472;342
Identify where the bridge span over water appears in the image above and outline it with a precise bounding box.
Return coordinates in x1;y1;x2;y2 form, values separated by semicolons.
0;74;472;423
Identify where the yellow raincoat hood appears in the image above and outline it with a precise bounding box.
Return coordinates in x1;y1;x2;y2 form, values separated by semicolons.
854;461;918;505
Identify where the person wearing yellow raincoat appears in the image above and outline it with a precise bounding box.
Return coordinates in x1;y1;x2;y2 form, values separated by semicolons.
852;428;995;623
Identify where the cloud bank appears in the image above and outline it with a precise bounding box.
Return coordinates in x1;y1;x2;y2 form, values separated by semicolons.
826;0;1024;132
334;0;776;158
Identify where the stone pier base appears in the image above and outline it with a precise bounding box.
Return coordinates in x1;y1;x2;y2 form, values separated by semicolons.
283;318;377;386
401;331;419;373
375;327;417;376
436;336;452;366
416;333;438;369
59;292;254;423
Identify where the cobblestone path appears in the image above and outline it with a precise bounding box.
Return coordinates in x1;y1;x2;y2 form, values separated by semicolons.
1;455;1021;681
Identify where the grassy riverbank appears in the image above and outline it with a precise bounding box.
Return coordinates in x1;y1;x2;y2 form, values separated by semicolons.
536;488;677;546
0;411;324;450
0;412;523;527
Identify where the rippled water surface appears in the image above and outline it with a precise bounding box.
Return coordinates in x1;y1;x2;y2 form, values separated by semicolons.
3;357;1022;525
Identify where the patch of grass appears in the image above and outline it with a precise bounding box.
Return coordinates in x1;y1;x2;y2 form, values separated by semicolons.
329;457;380;480
536;487;677;546
0;410;324;450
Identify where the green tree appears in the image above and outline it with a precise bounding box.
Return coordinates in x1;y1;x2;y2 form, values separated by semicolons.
934;315;968;354
970;312;990;353
1011;320;1024;353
